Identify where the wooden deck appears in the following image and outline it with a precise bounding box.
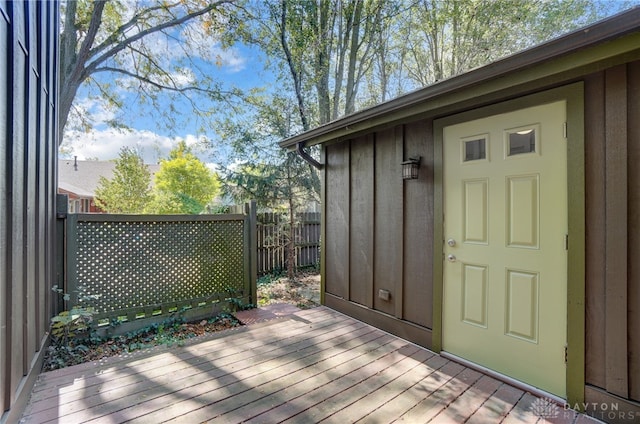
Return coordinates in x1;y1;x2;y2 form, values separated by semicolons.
21;305;599;424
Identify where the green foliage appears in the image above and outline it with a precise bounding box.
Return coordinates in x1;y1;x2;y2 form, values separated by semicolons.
49;284;103;344
258;269;285;287
225;295;255;312
94;147;152;213
219;287;255;313
224;156;317;210
44;309;242;371
46;285;101;371
394;0;616;87
205;204;233;214
50;308;95;345
225;0;628;131
217;94;319;209
45;286;250;370
209;312;239;323
146;141;220;214
121;314;188;350
215;94;319;278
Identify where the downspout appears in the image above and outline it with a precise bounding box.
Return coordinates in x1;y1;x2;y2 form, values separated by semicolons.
296;141;323;170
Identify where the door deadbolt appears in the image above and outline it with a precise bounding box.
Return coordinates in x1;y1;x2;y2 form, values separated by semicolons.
447;239;456;247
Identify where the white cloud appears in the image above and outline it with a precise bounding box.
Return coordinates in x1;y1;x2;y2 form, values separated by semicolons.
216;47;246;72
114;18;247;76
133;30;185;62
69;96;118;127
170;67;196;87
181;20;247;72
62;127;217;168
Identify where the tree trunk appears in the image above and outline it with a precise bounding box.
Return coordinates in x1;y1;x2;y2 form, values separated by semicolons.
314;0;332;125
344;0;363;115
331;0;353;121
285;154;297;280
280;0;310;130
58;0;107;143
287;195;296;280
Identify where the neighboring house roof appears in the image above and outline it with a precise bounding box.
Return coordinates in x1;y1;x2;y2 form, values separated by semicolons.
280;7;640;149
58;158;161;197
58;182;94;197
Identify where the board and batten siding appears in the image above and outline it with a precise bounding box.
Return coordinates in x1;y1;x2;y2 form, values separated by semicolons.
1;1;59;421
325;141;350;300
322;59;640;417
583;62;640;412
323;121;434;347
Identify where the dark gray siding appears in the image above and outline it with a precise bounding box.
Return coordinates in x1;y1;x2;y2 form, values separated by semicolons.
324;123;434;348
584;63;640;408
322;57;640;417
1;1;58;420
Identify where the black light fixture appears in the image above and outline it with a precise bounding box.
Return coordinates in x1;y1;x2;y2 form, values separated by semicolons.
402;156;421;180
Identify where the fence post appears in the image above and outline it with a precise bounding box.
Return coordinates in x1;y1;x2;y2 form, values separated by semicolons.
245;200;258;305
55;194;68;315
64;213;79;310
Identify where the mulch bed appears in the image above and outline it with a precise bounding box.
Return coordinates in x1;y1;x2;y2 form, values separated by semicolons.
44;272;320;371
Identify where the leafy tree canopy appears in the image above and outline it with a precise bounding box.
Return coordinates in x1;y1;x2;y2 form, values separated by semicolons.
64;0;635;219
94;147;152;213
216;93;319;209
226;0;629;134
147;141;220;214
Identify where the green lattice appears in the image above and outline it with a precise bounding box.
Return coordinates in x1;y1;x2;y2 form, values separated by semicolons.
70;217;246;318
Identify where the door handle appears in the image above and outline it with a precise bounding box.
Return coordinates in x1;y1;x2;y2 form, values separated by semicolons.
447;254;456;262
447;238;456;247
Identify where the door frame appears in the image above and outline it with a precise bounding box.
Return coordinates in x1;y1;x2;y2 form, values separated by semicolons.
432;83;585;405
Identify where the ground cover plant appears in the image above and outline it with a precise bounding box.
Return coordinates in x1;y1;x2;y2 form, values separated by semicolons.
43;312;241;371
257;270;320;309
44;272;320;371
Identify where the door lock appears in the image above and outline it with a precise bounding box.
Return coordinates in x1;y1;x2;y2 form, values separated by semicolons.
447;254;456;262
447;239;456;247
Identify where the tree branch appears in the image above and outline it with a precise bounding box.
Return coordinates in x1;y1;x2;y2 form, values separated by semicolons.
93;66;222;96
78;0;108;68
83;0;236;80
88;1;183;61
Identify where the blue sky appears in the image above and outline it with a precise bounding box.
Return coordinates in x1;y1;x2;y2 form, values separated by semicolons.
60;0;638;168
61;31;276;168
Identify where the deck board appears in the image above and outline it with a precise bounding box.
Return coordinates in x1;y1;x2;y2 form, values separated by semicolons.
318;349;434;423
429;374;502;423
21;305;598;424
353;355;451;423
276;345;425;423
208;332;392;423
466;383;526;423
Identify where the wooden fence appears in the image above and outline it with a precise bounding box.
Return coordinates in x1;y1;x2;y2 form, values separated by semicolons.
54;207;319;337
257;212;321;275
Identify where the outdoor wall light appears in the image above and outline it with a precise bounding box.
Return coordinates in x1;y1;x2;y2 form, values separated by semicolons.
402;156;421;180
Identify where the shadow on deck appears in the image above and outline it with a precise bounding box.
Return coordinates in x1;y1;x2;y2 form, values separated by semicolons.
21;305;598;423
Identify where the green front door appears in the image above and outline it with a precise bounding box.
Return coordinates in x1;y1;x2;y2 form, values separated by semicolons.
442;100;568;398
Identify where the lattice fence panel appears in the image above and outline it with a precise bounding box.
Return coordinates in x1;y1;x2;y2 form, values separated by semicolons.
71;218;245;316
